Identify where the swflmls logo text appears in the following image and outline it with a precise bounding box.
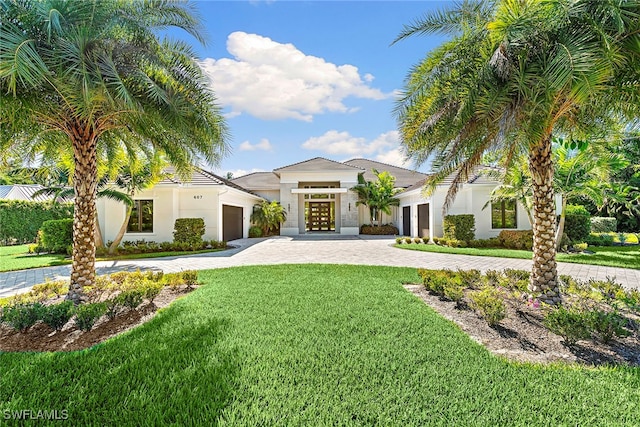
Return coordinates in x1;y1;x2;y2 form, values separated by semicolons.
3;409;68;420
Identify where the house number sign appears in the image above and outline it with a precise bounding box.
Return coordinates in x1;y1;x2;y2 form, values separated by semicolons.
193;195;203;199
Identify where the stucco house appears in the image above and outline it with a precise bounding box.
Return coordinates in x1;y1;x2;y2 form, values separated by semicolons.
95;157;532;243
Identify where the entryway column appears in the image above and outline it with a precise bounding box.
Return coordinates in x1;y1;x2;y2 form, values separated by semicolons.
280;183;299;235
340;183;359;235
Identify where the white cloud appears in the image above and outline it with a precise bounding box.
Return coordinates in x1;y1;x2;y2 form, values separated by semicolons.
302;130;410;167
200;32;389;121
239;138;273;151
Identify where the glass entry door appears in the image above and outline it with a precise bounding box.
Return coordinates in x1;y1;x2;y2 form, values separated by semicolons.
306;201;335;231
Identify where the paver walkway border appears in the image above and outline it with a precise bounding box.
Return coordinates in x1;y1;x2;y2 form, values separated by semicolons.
1;235;638;298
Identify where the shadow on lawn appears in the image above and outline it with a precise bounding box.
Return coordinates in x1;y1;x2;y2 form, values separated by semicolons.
0;311;240;425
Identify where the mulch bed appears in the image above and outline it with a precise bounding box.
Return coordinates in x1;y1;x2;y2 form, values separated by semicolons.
0;287;194;352
405;284;640;367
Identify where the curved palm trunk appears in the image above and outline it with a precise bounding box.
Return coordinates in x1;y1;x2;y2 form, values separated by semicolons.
109;204;133;254
529;137;560;304
554;196;567;250
95;212;105;249
67;129;98;304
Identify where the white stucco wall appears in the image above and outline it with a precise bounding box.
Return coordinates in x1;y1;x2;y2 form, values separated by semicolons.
98;185;261;244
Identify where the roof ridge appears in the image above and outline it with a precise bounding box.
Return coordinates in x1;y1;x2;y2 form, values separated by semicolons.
273;156;363;171
343;158;427;175
196;167;261;197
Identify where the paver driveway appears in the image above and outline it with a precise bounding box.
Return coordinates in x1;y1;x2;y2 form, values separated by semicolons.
1;235;639;298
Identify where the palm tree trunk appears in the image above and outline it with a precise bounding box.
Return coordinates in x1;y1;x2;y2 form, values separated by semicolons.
555;195;567;250
95;212;105;249
109;205;133;254
67;129;98;304
529;136;560;304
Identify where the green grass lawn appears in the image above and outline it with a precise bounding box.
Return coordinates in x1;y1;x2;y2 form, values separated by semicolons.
0;245;225;272
0;244;68;272
1;265;638;425
396;243;640;270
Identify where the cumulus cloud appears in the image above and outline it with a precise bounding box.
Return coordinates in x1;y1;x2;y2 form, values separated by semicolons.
302;130;410;167
239;138;273;151
200;32;389;121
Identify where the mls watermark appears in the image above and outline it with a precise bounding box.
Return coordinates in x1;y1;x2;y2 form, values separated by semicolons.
3;409;68;421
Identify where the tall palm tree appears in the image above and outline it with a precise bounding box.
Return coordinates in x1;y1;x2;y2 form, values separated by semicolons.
352;169;403;227
395;0;640;303
1;0;228;302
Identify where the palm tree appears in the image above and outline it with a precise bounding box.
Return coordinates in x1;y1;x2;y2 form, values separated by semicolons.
250;201;287;236
1;0;228;303
395;0;640;303
352;169;403;227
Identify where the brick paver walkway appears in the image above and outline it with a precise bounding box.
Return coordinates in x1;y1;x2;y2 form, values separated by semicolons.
1;235;638;298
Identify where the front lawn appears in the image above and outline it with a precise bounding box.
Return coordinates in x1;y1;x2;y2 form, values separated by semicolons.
0;244;68;272
0;245;226;272
1;265;638;425
396;243;640;270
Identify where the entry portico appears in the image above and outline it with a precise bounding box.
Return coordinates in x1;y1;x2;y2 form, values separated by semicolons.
274;158;363;235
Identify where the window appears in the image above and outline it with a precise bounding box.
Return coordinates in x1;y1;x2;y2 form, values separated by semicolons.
127;200;153;232
303;185;336;200
491;200;517;229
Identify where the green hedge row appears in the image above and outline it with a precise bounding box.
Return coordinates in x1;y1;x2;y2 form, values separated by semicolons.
39;219;74;254
0;200;73;244
443;214;475;242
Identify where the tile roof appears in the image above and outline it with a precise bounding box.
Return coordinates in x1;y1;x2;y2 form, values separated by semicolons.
274;157;364;173
157;167;260;196
404;165;502;192
0;184;72;202
231;172;280;190
343;158;428;188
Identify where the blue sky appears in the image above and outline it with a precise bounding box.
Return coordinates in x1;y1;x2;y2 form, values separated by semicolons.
173;1;451;177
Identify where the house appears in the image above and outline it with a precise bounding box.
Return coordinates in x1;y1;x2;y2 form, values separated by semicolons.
97;167;263;243
95;157;532;243
0;184;71;203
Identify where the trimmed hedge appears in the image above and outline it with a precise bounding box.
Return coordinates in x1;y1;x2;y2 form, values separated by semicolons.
443;214;475;242
497;230;534;250
173;218;205;245
0;200;73;244
590;217;617;233
564;205;591;242
39;219;73;254
360;224;400;235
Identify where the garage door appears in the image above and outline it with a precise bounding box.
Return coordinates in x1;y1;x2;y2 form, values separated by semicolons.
222;205;243;242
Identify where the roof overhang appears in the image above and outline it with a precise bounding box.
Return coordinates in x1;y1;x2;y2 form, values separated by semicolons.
291;188;348;194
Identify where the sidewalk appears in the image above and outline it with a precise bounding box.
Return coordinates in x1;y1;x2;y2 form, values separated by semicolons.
1;236;639;298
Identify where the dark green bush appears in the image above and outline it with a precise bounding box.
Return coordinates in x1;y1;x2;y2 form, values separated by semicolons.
359;224;400;235
74;302;107;331
443;214;475;242
564;205;591;242
0;200;73;244
583;233;615;246
497;230;534;250
544;306;591;345
42;301;75;331
116;288;145;310
39;218;74;253
590;217;617;233
469;287;506;326
588;310;630;343
173;218;205;245
249;226;263;238
2;302;45;332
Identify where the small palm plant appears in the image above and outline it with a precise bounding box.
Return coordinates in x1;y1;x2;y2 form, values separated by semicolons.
250;201;287;236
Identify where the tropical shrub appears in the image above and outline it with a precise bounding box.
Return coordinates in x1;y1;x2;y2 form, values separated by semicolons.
544;306;590;345
42;301;75;331
1;302;45;332
564;205;591;242
584;233;615;246
588;310;630;344
248;226;263;238
395;237;404;244
469;287;506;326
0;200;73;244
404;237;412;244
251;201;286;236
360;224;400;235
590;217;617;233
182;270;199;289
39;218;74;253
116;288;145;310
173;218;205;245
572;242;588;252
143;281;164;304
497;230;534;250
74;302;107;331
443;214;475;242
457;269;483;289
413;237;423;244
443;281;465;305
